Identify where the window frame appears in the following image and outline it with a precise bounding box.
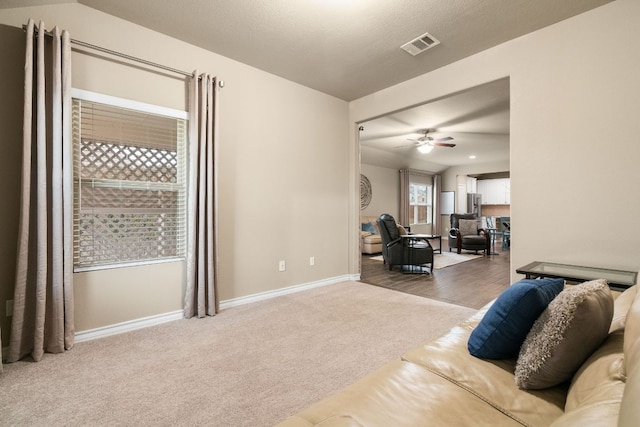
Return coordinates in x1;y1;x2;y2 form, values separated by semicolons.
71;89;189;272
408;181;433;226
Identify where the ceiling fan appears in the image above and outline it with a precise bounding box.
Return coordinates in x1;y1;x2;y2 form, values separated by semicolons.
400;129;456;153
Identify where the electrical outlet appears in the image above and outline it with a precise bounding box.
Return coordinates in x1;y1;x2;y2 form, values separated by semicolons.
309;256;315;266
278;260;286;272
6;299;13;317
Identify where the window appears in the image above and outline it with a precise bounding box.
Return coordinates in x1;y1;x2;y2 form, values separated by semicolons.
72;91;187;270
409;182;433;225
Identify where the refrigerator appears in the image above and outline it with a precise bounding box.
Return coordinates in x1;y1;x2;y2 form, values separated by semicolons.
467;193;482;217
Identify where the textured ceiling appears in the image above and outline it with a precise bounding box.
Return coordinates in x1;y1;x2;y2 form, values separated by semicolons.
1;0;612;170
72;0;612;101
360;78;510;172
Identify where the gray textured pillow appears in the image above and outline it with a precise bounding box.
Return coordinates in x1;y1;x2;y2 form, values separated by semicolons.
514;279;613;390
458;219;477;236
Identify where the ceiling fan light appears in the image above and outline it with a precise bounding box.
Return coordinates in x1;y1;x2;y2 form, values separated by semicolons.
417;144;434;153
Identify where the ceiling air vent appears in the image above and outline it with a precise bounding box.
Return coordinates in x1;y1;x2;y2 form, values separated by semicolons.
400;32;440;56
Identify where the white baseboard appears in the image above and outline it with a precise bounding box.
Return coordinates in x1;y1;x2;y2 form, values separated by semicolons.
75;310;184;343
74;274;353;343
219;274;351;310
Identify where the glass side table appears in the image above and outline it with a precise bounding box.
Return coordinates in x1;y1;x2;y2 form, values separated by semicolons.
516;261;637;292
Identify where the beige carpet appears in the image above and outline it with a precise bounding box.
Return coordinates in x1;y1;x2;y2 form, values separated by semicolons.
369;251;481;269
0;281;475;427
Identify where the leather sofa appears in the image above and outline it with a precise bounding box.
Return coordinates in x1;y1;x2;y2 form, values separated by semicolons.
360;215;382;254
276;282;640;426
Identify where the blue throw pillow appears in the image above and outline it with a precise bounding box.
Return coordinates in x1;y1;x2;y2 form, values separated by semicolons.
468;278;564;359
361;221;376;234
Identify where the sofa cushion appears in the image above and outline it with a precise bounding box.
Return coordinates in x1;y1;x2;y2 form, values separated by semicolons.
458;219;477;236
550;399;623;427
515;279;613;390
609;286;637;333
468;278;564;359
619;284;640;426
550;330;625;426
403;315;568;427
276;360;526;427
565;330;625;411
362;234;381;244
361;221;376;234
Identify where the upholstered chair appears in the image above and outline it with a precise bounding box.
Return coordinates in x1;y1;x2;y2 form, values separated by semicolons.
377;213;434;273
448;213;490;255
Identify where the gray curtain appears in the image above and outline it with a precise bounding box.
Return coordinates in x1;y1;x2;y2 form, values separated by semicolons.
399;169;410;226
433;174;441;235
184;72;219;318
8;19;74;363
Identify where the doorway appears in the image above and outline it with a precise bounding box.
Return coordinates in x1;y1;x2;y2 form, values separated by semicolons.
356;78;511;301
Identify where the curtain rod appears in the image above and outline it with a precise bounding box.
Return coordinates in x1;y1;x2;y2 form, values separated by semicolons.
23;24;193;79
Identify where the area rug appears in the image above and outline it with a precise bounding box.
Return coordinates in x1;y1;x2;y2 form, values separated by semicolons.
369;251;481;269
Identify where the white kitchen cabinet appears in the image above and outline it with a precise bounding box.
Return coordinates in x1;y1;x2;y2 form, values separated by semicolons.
478;178;510;204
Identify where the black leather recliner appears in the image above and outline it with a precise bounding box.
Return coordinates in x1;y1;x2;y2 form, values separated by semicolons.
377;213;434;273
448;213;490;255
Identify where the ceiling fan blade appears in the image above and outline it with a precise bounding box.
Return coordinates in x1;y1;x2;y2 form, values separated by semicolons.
432;136;454;142
431;142;456;148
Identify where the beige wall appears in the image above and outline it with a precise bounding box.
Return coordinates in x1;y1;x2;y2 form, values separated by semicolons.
0;4;349;337
360;164;399;220
3;0;639;342
349;0;640;281
0;24;24;344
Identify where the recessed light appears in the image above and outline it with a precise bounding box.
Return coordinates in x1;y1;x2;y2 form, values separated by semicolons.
469;155;476;159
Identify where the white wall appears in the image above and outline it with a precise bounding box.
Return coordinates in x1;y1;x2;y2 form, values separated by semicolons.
349;0;640;281
360;164;399;219
0;4;350;334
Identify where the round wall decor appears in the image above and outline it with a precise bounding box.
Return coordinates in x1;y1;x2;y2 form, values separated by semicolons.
360;174;372;210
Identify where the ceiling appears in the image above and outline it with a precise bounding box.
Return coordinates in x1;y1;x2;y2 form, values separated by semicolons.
1;0;611;171
1;0;612;101
359;78;510;172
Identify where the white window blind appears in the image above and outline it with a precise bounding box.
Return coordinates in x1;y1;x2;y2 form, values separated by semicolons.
72;97;187;270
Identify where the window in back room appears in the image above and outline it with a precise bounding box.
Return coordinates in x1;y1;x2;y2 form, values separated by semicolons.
409;182;432;225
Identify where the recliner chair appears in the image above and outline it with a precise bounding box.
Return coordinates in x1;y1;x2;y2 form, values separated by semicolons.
448;213;490;255
377;213;434;273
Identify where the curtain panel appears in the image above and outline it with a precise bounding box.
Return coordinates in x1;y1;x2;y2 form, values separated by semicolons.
8;19;74;363
184;72;219;318
399;169;410;227
433;174;441;235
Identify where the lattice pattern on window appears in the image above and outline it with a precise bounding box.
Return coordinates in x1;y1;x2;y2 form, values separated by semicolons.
73;98;186;269
76;213;181;265
79;140;178;183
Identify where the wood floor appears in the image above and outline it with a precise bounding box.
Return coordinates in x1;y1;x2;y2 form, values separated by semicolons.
359;242;511;310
